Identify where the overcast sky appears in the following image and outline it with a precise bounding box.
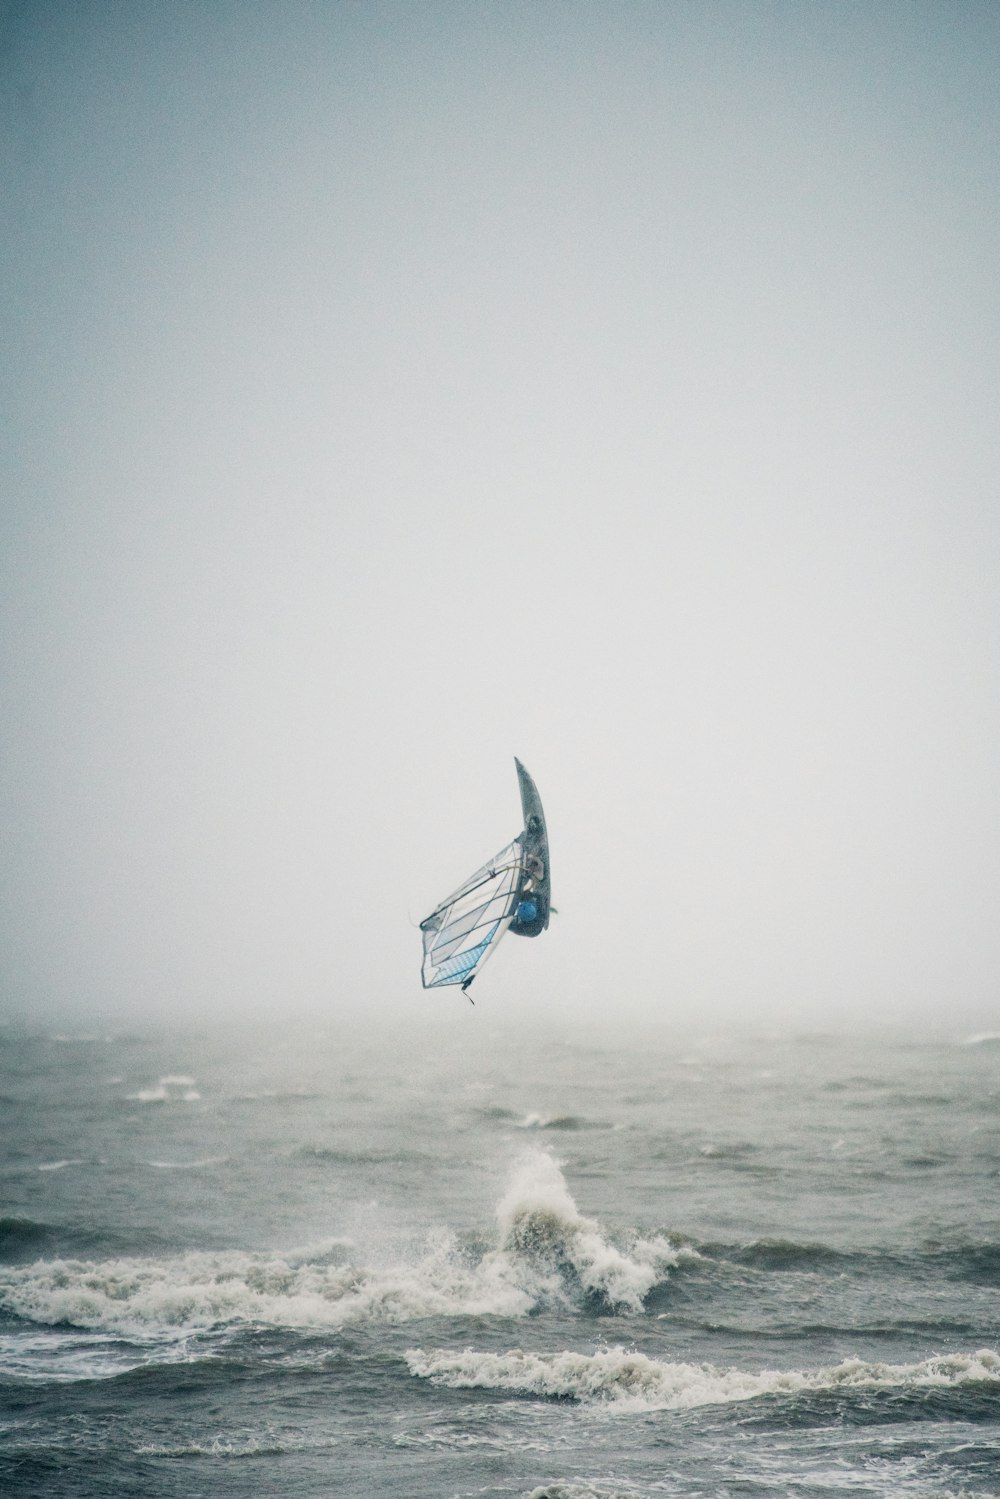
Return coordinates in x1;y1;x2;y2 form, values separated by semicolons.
2;0;999;1031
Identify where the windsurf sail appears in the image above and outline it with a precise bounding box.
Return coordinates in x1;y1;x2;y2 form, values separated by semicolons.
419;759;551;996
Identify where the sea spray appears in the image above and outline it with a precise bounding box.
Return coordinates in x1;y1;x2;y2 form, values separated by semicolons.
493;1148;681;1312
0;1239;531;1337
0;1151;678;1338
4;1020;999;1494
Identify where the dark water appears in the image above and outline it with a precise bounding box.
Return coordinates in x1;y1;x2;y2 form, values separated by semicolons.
1;1016;999;1498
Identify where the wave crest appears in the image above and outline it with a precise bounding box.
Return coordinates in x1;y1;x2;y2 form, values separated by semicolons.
136;1432;335;1459
405;1345;1000;1412
0;1152;677;1339
494;1150;680;1312
0;1235;527;1337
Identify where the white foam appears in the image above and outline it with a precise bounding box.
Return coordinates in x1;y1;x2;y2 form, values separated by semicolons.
147;1157;227;1170
392;1428;518;1451
126;1075;199;1102
37;1160;81;1172
405;1345;1000;1412
0;1152;679;1339
0;1329;191;1382
523;1486;637;1499
491;1149;683;1312
0;1235;531;1337
135;1431;335;1458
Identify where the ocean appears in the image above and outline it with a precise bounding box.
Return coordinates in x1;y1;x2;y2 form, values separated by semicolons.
1;1014;998;1498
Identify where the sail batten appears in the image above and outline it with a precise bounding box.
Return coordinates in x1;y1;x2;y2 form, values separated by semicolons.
420;840;525;989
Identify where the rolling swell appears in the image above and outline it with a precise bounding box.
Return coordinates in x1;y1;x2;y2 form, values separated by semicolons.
5;1018;1000;1499
0;1216;179;1266
691;1236;1000;1286
0;1217;55;1262
703;1238;856;1272
931;1241;1000;1287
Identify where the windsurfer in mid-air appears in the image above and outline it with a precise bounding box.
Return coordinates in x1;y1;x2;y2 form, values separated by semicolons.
419;758;551;996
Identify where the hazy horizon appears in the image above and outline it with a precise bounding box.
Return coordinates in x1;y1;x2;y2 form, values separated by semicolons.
3;1;999;1033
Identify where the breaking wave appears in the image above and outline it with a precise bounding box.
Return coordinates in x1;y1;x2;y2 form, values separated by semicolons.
0;1235;527;1337
495;1149;682;1312
0;1218;53;1260
405;1345;1000;1412
0;1151;681;1342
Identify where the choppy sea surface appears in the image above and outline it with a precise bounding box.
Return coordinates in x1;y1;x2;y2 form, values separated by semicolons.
1;1014;998;1498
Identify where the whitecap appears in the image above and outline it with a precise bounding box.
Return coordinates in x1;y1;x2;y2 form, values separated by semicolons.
523;1484;637;1499
0;1152;681;1336
135;1431;335;1458
125;1076;200;1103
0;1237;530;1336
0;1328;192;1383
405;1345;1000;1412
147;1157;227;1171
491;1148;682;1312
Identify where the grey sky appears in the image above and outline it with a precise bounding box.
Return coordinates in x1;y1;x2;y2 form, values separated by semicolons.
2;1;999;1029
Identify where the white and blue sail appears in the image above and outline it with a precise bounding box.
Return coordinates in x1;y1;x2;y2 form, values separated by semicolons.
419;759;551;996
